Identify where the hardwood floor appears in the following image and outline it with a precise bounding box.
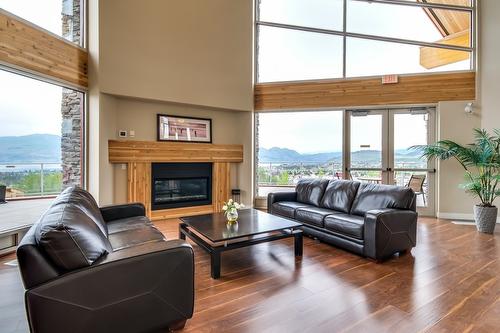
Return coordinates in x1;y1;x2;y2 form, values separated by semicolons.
1;217;499;333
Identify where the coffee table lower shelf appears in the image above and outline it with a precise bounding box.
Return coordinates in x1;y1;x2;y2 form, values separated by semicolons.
179;223;303;279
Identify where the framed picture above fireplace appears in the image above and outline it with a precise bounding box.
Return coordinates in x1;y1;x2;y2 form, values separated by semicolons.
157;114;212;143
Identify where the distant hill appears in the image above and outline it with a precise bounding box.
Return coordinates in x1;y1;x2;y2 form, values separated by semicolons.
0;134;61;163
259;147;423;164
259;147;342;163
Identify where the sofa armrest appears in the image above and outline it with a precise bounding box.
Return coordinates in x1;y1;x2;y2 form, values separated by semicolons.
99;202;146;222
25;240;194;333
267;191;297;212
364;208;417;261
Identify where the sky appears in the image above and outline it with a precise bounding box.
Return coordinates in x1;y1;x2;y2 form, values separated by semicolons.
258;110;428;154
0;0;64;137
258;0;470;82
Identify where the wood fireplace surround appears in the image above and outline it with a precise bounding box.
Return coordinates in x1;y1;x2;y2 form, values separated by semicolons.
108;140;244;220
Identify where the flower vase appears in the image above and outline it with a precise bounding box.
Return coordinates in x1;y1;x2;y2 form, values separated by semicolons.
226;208;239;224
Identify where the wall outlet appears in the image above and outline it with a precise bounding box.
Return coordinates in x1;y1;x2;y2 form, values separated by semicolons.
119;130;127;138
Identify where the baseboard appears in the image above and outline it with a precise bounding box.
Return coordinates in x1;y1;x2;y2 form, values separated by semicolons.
437;212;500;223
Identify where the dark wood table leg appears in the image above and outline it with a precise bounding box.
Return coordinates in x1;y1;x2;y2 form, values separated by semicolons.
210;251;221;279
294;231;303;257
179;223;186;240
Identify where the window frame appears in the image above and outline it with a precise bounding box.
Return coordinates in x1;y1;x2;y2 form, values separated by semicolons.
255;0;476;83
0;0;88;191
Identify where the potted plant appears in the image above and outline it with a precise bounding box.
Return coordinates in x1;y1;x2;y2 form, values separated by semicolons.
0;183;6;204
418;129;500;234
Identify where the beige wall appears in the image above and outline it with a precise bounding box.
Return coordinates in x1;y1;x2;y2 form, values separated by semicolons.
112;98;253;206
436;101;480;218
99;0;253;112
479;0;500;131
98;94;117;205
88;0;254;206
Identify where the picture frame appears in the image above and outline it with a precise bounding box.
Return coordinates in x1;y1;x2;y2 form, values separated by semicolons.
157;114;212;143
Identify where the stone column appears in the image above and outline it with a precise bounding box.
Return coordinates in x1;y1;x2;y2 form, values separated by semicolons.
61;0;82;188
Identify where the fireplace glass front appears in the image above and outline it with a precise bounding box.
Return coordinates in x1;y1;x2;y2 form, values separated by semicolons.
154;177;209;205
151;162;212;210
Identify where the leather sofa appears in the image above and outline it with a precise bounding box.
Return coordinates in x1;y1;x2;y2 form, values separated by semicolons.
17;186;194;333
268;179;417;260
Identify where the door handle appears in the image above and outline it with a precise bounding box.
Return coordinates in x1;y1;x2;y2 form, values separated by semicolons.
385;167;392;172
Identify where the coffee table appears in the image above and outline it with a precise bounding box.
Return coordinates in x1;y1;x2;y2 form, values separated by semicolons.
179;209;303;279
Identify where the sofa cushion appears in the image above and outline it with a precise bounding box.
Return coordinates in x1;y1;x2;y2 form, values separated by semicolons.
272;201;310;219
295;206;340;228
320;180;360;213
350;183;416;217
296;178;329;206
108;225;165;251
107;216;153;234
35;203;112;271
53;186;109;237
324;213;365;240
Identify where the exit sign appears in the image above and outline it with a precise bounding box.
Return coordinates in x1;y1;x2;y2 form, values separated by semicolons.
382;75;398;84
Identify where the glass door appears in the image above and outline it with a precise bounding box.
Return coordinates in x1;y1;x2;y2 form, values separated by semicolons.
390;109;435;216
347;110;388;184
347;108;435;216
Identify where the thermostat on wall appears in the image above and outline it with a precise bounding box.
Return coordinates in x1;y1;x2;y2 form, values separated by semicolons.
119;130;128;138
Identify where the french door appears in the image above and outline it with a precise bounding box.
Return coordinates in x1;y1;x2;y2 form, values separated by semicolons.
345;108;436;216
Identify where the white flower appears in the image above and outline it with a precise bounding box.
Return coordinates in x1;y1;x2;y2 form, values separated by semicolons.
240;203;245;208
228;199;234;204
222;205;228;211
234;203;241;209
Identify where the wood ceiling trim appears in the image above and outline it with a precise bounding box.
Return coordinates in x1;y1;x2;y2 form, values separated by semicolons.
255;72;475;111
0;11;88;88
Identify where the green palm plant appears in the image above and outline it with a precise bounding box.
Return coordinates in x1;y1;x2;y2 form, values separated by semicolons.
415;128;500;207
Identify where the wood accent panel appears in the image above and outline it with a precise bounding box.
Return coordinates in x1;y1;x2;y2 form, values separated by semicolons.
420;30;470;69
255;72;475;111
109;140;243;163
0;10;88;87
212;162;231;212
150;205;214;221
420;0;470;36
127;162;151;217
111;140;242;219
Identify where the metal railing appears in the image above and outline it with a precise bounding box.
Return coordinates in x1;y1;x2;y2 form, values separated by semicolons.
257;161;343;186
0;162;62;198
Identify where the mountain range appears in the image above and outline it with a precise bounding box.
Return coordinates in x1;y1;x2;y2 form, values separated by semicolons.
0;134;61;163
259;147;422;163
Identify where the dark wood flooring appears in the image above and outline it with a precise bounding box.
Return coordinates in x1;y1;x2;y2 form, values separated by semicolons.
1;217;499;333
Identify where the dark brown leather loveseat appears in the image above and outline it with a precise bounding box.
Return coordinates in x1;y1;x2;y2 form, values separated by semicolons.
268;179;417;260
17;186;194;333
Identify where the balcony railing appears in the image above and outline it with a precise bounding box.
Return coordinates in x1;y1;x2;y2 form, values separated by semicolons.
0;162;62;199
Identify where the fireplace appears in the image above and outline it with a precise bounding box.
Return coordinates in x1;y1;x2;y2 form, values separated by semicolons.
151;163;212;210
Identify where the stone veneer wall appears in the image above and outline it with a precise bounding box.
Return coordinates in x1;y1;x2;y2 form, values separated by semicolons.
61;0;82;188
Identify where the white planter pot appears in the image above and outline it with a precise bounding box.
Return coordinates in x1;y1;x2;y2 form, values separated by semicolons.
473;205;497;234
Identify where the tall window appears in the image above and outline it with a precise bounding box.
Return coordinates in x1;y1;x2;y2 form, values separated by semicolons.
0;70;85;199
256;111;343;197
256;0;474;83
0;0;83;46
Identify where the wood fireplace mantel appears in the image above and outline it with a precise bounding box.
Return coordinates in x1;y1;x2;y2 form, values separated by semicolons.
108;140;244;220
